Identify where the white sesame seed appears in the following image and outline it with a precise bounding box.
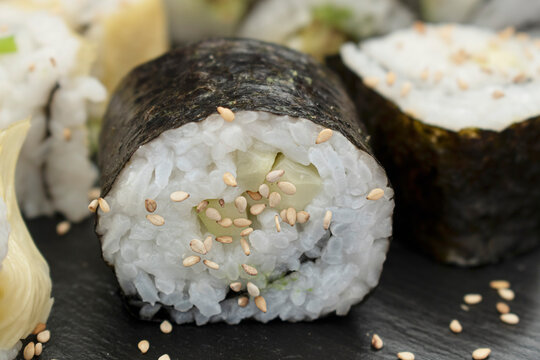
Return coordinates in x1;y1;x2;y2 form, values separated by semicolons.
242;264;258;276
240;237;251;256
247;282;260;297
367;188;385;200
463;294;482;305
230;282;242;292
216;236;233;244
258;184;270;198
138;340;150;354
240;227;254;236
461;304;470;311
170;191;189;202
490;280;510;289
449;319;462;333
386;72;396;86
268;192;281;207
98;197;110;213
397;352;415;360
182;256;201;267
363;76;379;88
196;200;209;213
316;128;333;144
88;199;99;212
203;236;213;252
62;128;71;141
145;198;157;212
255;296;267;312
250;203;266;215
37;330;50;343
371;334;383;350
500;313;519;325
413;21;426;34
158;355;171;360
146;214;165;226
472;348;491;360
234;196;247;213
274;215;281;232
234;218;252;227
323;210;332;230
246;190;262;201
498;288;515;301
23;342;35;360
496;302;510;314
277;181;296;195
217;106;235;122
457;78;469;90
266;169;285;183
492;90;505;99
238;296;249;307
190;239;207;255
34;342;43;356
217;217;233;228
286;207;296;226
296;211;310;224
56;221;71;236
205;207;221;221
223;172;237;187
204;259;220;270
400;82;412;97
420;68;430;81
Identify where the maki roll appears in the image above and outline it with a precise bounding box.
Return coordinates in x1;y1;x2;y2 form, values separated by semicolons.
238;0;413;61
95;39;394;324
340;24;540;265
0;120;53;360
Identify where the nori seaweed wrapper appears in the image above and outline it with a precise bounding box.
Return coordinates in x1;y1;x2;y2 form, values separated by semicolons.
332;58;540;265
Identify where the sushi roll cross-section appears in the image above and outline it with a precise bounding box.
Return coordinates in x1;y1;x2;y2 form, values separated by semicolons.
95;39;394;325
341;23;540;265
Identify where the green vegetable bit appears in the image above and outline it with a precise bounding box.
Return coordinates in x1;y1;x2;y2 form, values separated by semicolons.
312;5;353;31
0;36;17;54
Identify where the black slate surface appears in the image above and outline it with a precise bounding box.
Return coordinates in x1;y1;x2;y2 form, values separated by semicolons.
19;217;540;360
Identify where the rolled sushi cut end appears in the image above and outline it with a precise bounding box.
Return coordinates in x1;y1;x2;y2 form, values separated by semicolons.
340;24;540;265
0;120;53;359
96;39;394;324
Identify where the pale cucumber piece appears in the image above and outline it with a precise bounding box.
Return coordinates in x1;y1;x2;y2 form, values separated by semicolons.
236;148;278;191
197;199;249;237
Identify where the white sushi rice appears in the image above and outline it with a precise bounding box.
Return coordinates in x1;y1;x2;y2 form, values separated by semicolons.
341;24;540;132
97;111;394;325
0;341;21;360
0;5;106;221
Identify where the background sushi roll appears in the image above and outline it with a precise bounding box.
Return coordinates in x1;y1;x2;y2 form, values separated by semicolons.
0;120;53;360
95;39;394;324
237;0;414;61
0;4;106;222
340;24;540;265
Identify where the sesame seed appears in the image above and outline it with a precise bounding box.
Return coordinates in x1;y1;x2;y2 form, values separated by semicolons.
259;184;270;198
463;294;482;305
280;209;289;225
247;190;263;201
363;77;379;88
219;199;225;207
98;197;110;213
413;21;426;34
158;355;171;360
397;352;415;360
420;68;430;81
268;192;281;207
386;72;396;86
316;128;333;144
449;319;462;333
490;280;510;289
205;207;222;221
28;64;35;72
235;196;248;213
230;282;242;292
87;187;100;200
216;236;233;244
190;239;207;255
204;236;213;252
400;82;412;97
286;208;296;226
144;199;157;212
204;259;220;270
49;57;56;67
296;211;310;224
367;188;385;200
241;264;258;276
33;323;46;335
170;191;189;202
217;106;235;122
255;296;267;312
63;128;72;141
457;78;469;90
250;203;266;215
138;340;150;354
461;304;470;311
240;227;254;236
234;218;252;227
196;200;209;213
56;221;71;235
247;282;260;297
323;210;332;230
371;334;383;350
492;90;505;99
498;26;515;39
266;169;285;183
496;302;510;314
498;288;515;301
37;330;50;343
500;313;519;325
35;342;43;356
146;214;165;226
434;71;444;82
277;181;296;195
240;237;251;256
223;172;237;187
182;255;200;267
513;73;527;83
472;348;491;359
274;215;281;232
217;217;233;228
238;296;249;307
23;342;35;360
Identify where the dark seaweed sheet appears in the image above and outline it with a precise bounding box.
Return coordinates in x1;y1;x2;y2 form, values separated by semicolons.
99;38;372;197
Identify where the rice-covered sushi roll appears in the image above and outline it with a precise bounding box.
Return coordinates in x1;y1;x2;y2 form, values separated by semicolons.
238;0;413;61
0;120;53;360
95;39;394;324
340;24;540;265
0;4;106;222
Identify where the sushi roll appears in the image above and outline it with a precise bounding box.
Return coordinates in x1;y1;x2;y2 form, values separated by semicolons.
340;24;540;265
0;4;106;222
238;0;413;61
0;120;53;360
95;39;394;324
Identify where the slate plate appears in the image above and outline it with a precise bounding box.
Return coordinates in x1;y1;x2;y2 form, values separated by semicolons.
17;217;540;359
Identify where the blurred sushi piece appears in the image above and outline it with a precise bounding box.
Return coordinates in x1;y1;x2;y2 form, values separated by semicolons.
238;0;414;61
340;24;540;265
0;120;53;360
